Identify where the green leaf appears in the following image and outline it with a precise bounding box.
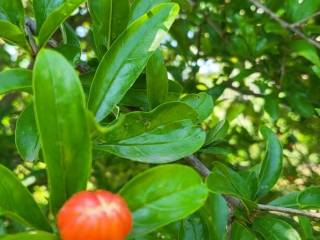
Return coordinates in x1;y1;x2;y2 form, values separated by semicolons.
181;93;213;122
298;217;314;240
264;93;279;121
0;165;51;231
226;102;245;121
15;104;40;162
255;126;282;198
88;0;129;58
298;187;320;209
129;0;170;23
231;221;257;240
38;0;85;48
286;0;320;22
269;192;300;208
0;231;57;240
252;215;301;240
119;164;208;237
95;102;206;163
291;40;320;67
0;69;32;95
0;0;25;27
206;162;251;199
33;0;64;32
56;23;81;65
33;49;92;215
88;3;180;122
205;120;229;145
202;194;228;240
0;21;28;48
146;48;168;109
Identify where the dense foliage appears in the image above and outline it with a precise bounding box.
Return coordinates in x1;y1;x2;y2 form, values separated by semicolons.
0;0;320;239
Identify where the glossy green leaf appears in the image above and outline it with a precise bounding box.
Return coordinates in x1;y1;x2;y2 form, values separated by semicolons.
231;221;256;240
0;21;28;48
298;187;320;209
0;0;24;27
88;3;180;122
33;0;64;32
33;49;92;215
38;0;85;48
119;164;208;237
129;0;170;23
95;102;206;163
0;165;51;231
15;104;40;162
0;69;32;95
203;194;228;240
269;192;300;208
252;215;301;240
88;0;129;58
206;162;250;199
205;120;229;145
255;126;283;198
0;231;57;240
181;93;213;122
146;48;168;109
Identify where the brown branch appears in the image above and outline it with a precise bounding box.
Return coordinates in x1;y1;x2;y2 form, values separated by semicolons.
248;0;320;50
184;155;320;220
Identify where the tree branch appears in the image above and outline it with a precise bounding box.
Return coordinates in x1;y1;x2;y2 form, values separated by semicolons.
248;0;320;50
185;155;320;220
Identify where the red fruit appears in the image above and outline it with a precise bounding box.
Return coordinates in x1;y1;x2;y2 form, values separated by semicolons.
57;190;132;240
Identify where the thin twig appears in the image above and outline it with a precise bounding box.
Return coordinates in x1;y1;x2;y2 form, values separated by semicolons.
248;0;320;50
184;155;320;220
291;11;320;28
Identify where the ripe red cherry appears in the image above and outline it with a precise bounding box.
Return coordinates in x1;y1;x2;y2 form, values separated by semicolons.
57;190;132;240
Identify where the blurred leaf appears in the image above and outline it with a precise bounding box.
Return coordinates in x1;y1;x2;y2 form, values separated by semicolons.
286;0;320;22
56;23;81;65
252;215;301;240
226;102;245;121
291;40;320;67
207;162;250;199
200;146;231;156
0;0;24;27
255;126;283;198
0;69;32;94
205;120;229;145
88;0;129;58
298;187;320;209
0;232;57;240
0;21;28;49
38;0;86;48
269;192;300;208
0;165;52;231
231;221;257;240
33;49;92;215
146;49;168;109
298;217;314;240
33;0;64;32
88;3;180;121
15;104;40;162
181;93;213;122
264;93;279;121
95;102;205;163
287;90;315;118
120;164;208;237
